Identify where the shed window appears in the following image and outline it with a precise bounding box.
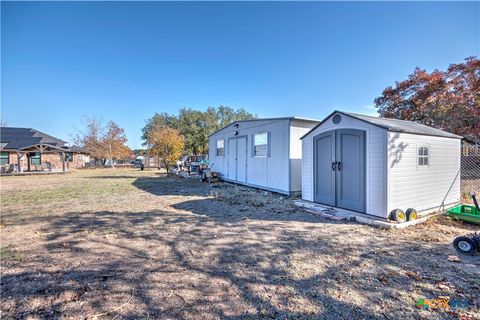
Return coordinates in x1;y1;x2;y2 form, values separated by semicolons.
216;139;225;156
65;152;74;162
418;147;429;166
0;152;9;165
254;132;268;157
29;152;41;165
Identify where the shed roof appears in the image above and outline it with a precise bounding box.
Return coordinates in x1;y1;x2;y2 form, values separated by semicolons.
302;111;462;139
208;116;319;137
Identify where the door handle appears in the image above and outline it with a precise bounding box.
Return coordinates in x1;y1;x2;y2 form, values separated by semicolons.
331;162;336;171
337;161;342;171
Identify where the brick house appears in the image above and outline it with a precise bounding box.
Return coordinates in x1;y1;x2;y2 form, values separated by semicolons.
0;127;90;173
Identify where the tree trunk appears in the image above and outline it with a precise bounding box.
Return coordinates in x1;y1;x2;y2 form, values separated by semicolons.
164;160;169;174
109;143;114;168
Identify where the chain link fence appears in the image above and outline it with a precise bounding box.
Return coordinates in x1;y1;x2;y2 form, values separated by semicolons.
461;142;480;202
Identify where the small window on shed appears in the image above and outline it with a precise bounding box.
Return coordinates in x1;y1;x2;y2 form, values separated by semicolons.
216;139;225;156
0;152;9;165
418;147;429;166
254;132;268;157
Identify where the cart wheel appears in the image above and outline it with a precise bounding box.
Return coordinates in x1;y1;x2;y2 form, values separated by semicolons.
453;236;477;255
390;209;406;223
406;208;417;221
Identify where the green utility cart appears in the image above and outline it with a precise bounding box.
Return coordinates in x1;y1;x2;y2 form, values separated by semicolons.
447;204;480;225
449;193;480;255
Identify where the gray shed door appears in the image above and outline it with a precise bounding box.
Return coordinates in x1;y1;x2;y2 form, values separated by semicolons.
228;136;247;182
314;132;335;206
335;129;366;212
314;129;366;213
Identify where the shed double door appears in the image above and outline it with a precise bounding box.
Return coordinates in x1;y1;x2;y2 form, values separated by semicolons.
228;136;247;183
314;129;366;213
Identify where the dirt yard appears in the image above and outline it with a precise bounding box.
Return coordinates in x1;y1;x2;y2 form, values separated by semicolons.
1;169;478;319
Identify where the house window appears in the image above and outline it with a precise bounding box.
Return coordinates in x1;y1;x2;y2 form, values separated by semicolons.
216;139;225;156
254;132;268;157
65;152;74;162
418;147;429;166
29;152;41;165
0;152;9;165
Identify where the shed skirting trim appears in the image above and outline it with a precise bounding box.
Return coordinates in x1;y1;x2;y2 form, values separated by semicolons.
219;177;300;196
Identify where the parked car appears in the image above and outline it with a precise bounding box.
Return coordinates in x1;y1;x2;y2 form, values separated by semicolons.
133;157;145;169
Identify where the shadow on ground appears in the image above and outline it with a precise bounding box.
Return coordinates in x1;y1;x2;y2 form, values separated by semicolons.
2;208;478;319
132;176;210;197
172;198;332;224
2;173;479;319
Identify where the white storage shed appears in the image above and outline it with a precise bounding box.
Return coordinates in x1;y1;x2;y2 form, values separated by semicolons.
208;117;319;194
301;111;462;219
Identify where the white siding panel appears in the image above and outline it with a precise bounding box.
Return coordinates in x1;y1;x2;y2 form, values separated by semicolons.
387;132;461;213
302;136;314;201
209;137;227;174
209;119;291;193
290;120;318;192
302;113;388;218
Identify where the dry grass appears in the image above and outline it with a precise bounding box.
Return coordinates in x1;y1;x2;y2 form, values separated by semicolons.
209;183;297;212
461;179;480;203
0;169;479;319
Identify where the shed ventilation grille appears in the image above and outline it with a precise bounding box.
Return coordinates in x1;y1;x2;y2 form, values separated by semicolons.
332;114;342;124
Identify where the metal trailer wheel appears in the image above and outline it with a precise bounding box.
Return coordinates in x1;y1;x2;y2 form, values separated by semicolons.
453;236;477;255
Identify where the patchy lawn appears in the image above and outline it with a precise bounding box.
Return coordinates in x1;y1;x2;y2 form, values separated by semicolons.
0;169;478;319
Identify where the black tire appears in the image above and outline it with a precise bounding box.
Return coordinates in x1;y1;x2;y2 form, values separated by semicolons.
453;236;477;255
390;209;406;223
406;208;418;221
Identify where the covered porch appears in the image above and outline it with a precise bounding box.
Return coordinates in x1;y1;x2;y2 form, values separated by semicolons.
14;143;70;173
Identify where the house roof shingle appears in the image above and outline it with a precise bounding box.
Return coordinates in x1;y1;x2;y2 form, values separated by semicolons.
0;127;68;150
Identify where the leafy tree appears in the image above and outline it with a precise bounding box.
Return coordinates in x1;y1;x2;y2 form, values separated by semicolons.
214;105;256;130
141;112;179;143
103;121;130;167
178;108;214;155
133;149;148;156
141;106;256;154
374;57;480;142
75;118;131;166
147;127;184;173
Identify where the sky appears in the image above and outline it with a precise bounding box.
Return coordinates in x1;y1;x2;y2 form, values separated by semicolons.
1;1;479;149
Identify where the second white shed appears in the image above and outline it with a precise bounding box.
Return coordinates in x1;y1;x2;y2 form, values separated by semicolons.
301;111;462;219
208;117;319;194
